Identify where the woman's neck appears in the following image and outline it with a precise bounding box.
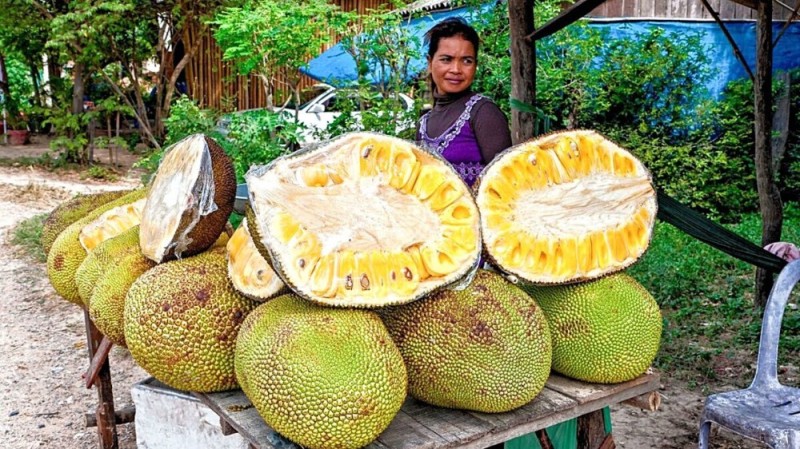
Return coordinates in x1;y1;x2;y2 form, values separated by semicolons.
433;88;473;108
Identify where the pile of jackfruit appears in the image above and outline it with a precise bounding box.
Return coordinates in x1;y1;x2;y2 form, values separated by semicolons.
43;131;662;449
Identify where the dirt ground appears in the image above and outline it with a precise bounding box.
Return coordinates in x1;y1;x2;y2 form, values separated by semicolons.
0;136;766;449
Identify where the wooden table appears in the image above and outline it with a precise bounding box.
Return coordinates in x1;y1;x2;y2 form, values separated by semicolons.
194;371;660;449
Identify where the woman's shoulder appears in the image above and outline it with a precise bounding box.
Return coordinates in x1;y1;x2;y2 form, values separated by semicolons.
470;95;508;122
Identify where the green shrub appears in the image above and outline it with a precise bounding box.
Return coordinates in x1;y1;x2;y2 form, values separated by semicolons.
11;214;46;263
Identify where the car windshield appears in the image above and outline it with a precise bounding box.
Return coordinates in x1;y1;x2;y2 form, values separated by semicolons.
293;85;331;110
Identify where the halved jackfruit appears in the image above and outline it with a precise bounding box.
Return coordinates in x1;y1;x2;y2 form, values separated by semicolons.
139;134;236;263
476;130;657;284
245;132;481;307
227;219;285;301
79;198;146;252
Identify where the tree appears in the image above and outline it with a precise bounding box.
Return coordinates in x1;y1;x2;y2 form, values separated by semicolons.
211;0;348;115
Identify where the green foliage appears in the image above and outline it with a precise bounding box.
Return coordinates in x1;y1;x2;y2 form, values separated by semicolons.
82;165;119;182
11;213;46;263
0;52;35;127
628;203;800;384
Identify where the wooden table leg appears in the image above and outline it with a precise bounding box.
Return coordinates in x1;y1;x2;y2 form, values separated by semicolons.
577;409;615;449
84;310;118;449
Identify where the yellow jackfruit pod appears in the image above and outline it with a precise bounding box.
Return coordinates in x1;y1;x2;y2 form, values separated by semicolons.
226;219;286;301
476;130;657;284
79;198;146;252
245;132;481;307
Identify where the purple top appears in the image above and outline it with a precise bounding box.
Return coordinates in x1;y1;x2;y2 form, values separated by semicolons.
419;94;486;186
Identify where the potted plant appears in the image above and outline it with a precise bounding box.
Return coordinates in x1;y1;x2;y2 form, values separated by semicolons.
6;112;30;145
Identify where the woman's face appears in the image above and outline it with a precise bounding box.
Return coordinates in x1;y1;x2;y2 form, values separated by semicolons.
428;36;477;95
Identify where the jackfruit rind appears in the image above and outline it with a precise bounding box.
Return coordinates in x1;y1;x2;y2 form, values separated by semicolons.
139;134;236;263
124;250;258;392
476;130;657;285
245;132;482;308
522;273;662;384
79;198;146;252
47;188;148;305
88;251;155;347
381;269;552;413
75;225;142;306
41;189;131;255
235;294;407;449
226;219;285;301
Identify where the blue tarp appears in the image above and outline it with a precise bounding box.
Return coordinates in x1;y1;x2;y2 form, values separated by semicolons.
301;10;800;98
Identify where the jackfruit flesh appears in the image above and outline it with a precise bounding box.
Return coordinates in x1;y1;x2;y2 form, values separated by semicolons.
79;198;146;252
47;188;148;305
226;219;285;301
139;134;236;263
381;270;552;413
245;132;481;307
476;130;657;284
41;190;131;256
234;294;407;449
522;273;662;384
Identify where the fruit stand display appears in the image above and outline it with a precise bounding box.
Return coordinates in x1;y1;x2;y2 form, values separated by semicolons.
43;131;663;449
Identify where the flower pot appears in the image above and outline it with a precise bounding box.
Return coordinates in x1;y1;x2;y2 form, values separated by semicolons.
7;130;30;145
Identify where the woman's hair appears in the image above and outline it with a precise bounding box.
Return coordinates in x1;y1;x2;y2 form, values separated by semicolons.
424;17;480;60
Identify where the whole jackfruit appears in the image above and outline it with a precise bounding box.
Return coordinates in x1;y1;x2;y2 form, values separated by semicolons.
41;189;131;255
245;132;481;308
47;189;148;305
75;226;142;306
235;294;407;449
124;250;258;392
476;130;657;284
522;273;662;384
139;134;236;263
89;251;155;347
381;269;552;413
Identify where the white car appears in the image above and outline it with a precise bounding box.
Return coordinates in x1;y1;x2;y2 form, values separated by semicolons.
275;83;416;144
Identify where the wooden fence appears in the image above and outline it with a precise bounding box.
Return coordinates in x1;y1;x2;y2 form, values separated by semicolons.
184;0;393;112
588;0;800;20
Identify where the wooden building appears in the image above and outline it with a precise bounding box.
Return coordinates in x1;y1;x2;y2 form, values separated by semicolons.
588;0;800;20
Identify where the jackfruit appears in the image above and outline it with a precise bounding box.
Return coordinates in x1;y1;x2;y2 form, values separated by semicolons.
476;130;657;284
522;273;662;383
79;198;145;252
75;225;142;306
381;269;551;413
245;132;481;307
235;294;407;449
226;219;285;301
124;250;257;392
47;189;148;305
139;134;236;263
89;251;155;347
41;189;131;255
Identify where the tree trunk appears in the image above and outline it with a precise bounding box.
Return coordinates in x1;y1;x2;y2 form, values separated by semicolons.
0;54;11;106
508;0;536;144
754;0;782;309
72;62;85;115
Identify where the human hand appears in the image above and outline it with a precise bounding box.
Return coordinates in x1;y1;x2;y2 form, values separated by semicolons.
764;242;800;262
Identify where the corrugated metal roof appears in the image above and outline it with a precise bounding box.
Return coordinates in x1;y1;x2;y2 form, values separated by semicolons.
399;0;455;15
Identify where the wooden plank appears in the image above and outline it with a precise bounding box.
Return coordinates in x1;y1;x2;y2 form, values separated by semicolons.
622;0;636;17
400;399;494;445
638;0;655;17
545;372;659;405
85;406;136;428
576;410;606;449
719;0;739;18
83;310;118;449
605;0;623;16
84;336;113;388
654;0;669;17
670;0;687;17
528;0;610;41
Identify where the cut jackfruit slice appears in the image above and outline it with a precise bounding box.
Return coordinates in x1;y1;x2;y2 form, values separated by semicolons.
79;198;146;252
245;132;481;307
226;219;285;301
476;130;657;284
139;134;236;263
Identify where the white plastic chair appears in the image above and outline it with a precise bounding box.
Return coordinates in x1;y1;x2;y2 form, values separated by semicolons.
698;259;800;449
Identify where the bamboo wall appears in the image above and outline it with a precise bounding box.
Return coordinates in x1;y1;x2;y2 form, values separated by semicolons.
588;0;800;20
185;0;393;112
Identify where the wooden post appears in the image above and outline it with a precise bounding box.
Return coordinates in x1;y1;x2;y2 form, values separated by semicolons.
508;0;536;144
753;0;782;309
83;310;118;449
577;409;614;449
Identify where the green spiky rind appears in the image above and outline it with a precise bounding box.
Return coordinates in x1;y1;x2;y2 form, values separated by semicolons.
124;250;259;392
381;269;551;413
41;190;132;256
235;294;407;449
47;188;148;306
88;251;155;347
522;272;662;384
75;225;142;306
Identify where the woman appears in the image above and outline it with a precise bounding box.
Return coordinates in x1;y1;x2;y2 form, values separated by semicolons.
416;17;512;187
417;18;613;449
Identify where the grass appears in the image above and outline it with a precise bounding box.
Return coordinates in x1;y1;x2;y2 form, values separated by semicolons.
628;202;800;388
11;213;47;263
